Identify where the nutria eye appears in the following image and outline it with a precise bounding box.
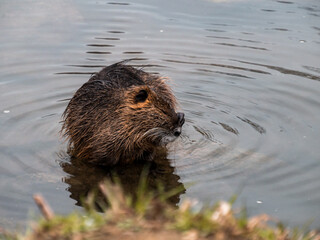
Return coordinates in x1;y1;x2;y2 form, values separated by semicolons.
135;90;148;103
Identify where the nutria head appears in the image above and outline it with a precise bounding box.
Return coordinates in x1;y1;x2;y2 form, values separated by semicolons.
62;62;185;165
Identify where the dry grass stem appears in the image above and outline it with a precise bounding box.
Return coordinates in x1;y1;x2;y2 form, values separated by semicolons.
33;194;55;221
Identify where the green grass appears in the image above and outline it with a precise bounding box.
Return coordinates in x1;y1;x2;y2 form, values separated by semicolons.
39;211;105;235
3;176;319;240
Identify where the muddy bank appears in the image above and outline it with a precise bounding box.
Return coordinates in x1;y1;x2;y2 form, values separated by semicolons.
2;182;319;240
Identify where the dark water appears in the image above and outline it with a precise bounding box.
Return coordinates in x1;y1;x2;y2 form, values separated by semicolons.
1;0;320;230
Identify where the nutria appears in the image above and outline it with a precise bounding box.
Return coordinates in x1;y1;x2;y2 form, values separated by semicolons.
62;61;185;165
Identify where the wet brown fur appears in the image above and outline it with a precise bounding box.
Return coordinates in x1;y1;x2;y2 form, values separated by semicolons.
62;62;183;165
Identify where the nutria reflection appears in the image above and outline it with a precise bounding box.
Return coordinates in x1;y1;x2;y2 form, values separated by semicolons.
60;149;185;207
62;61;185;166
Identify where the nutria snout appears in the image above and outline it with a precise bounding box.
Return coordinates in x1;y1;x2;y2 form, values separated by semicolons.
62;61;184;165
174;112;185;136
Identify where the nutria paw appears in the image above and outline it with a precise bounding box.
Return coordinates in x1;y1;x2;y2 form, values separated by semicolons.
62;62;184;165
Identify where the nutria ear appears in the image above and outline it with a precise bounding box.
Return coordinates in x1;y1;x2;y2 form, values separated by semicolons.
135;89;148;103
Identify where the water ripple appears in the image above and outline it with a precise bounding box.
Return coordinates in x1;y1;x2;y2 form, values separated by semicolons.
237;117;266;134
215;43;269;51
234;60;320;81
163;59;271;75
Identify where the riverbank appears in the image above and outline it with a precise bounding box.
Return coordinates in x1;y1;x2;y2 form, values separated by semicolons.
1;181;319;240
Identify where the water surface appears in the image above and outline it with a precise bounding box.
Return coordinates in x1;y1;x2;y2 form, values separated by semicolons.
0;0;320;230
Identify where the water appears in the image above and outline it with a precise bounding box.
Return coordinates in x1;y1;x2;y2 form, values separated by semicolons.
1;0;320;230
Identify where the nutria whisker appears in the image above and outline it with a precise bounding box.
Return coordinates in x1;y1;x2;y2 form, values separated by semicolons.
142;127;167;138
141;127;173;146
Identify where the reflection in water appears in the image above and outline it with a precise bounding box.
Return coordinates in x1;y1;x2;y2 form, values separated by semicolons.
59;149;185;208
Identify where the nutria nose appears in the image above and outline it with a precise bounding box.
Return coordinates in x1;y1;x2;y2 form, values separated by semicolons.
173;112;184;137
173;127;182;137
177;112;185;127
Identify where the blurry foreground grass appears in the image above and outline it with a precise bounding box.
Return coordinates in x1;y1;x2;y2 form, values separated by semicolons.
1;178;319;240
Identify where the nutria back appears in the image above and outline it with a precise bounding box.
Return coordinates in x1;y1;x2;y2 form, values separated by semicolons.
62;62;184;165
